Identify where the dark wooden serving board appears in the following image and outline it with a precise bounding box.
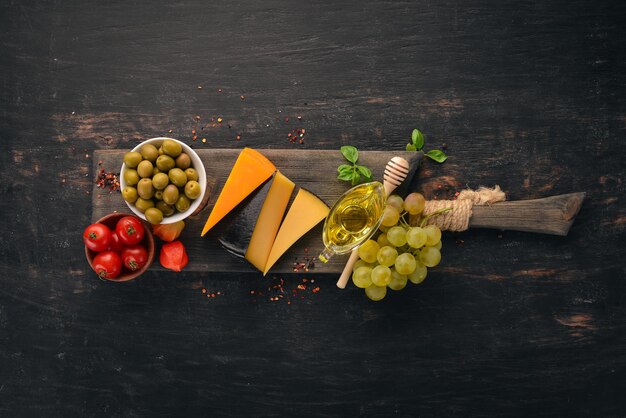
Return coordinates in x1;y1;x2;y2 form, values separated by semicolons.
91;149;421;273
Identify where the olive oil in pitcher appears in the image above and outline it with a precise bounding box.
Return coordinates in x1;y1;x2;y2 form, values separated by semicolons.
318;182;386;263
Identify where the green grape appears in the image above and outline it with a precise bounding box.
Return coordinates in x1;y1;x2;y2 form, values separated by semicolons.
433;240;442;250
352;266;373;288
377;233;390;247
387;195;404;212
404;192;426;215
394;253;417;275
371;265;392;286
358;239;380;264
376;246;398;267
365;285;387;301
387;226;407;247
406;226;427;248
353;259;373;272
381;206;400;227
419;246;441;267
423;225;442;246
408;261;428;284
388;268;408;290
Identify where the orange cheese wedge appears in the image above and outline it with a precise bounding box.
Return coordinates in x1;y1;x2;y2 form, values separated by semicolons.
245;171;295;271
263;188;329;275
201;148;276;236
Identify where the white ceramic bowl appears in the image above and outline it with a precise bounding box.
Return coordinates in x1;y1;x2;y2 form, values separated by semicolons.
120;137;207;224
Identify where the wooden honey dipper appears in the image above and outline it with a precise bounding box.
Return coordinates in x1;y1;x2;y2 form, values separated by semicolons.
336;156;410;288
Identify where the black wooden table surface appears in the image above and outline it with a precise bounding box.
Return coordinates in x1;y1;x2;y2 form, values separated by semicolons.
2;1;625;416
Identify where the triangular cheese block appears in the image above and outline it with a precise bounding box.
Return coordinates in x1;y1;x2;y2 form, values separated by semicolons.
218;174;275;257
263;188;329;275
245;171;295;271
201;148;276;236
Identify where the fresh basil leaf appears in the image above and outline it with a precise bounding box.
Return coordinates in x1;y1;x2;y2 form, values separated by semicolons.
413;129;424;150
356;165;372;179
337;164;353;175
337;169;355;181
340;145;358;163
351;172;361;185
406;143;417;152
425;149;448;163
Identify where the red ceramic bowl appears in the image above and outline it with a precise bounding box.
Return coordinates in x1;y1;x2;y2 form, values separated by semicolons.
85;213;155;282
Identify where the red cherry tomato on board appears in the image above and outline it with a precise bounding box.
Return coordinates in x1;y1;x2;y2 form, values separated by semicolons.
92;251;122;279
83;223;112;252
115;216;145;245
108;231;126;253
121;245;149;271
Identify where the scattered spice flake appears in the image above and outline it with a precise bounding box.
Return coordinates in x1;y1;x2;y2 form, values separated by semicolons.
292;257;315;272
312;287;320;293
248;276;322;304
202;288;207;294
236;135;241;141
194;115;201;120
202;138;207;143
240;95;245;100
217;117;223;123
287;127;307;144
95;161;120;192
218;88;222;93
197;85;203;90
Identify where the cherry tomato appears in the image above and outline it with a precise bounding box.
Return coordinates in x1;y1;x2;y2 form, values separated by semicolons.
121;245;149;271
83;223;112;252
92;251;122;279
108;231;126;253
116;216;145;245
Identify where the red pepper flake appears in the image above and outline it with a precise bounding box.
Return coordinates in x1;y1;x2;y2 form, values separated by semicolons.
95;162;120;192
194;115;201;120
297;284;306;290
312;287;320;293
236;135;241;141
240;95;245;100
284;117;289;123
201;288;207;294
192;129;196;134
218;88;222;93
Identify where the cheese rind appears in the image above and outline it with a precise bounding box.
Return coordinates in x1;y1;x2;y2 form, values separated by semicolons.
218;174;274;258
263;188;329;275
201;148;276;236
245;172;295;271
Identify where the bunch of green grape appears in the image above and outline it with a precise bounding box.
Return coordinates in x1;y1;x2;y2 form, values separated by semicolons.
352;192;443;301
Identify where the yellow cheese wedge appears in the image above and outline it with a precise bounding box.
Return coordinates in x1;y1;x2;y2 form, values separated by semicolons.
201;148;276;236
245;171;295;271
263;188;329;275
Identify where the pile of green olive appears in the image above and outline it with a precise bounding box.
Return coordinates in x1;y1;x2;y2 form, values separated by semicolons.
121;139;201;224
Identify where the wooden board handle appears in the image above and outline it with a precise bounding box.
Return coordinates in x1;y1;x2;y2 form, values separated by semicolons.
469;192;585;236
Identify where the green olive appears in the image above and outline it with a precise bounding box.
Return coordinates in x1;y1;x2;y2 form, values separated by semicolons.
175;195;191;212
122;186;138;203
162;184;179;205
135;197;154;213
123;169;140;186
123;151;143;168
184;181;201;200
145;207;164;225
152;172;169;190
158;146;165;155
154;190;163;200
152;167;160;176
140;143;159;162
168;168;187;187
137;160;154;178
156;201;175;216
162;139;182;158
175;153;191;170
156;155;175;172
137;178;154;199
184;168;199;182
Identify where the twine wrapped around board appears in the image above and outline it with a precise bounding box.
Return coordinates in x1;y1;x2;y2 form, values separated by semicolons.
411;186;506;231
